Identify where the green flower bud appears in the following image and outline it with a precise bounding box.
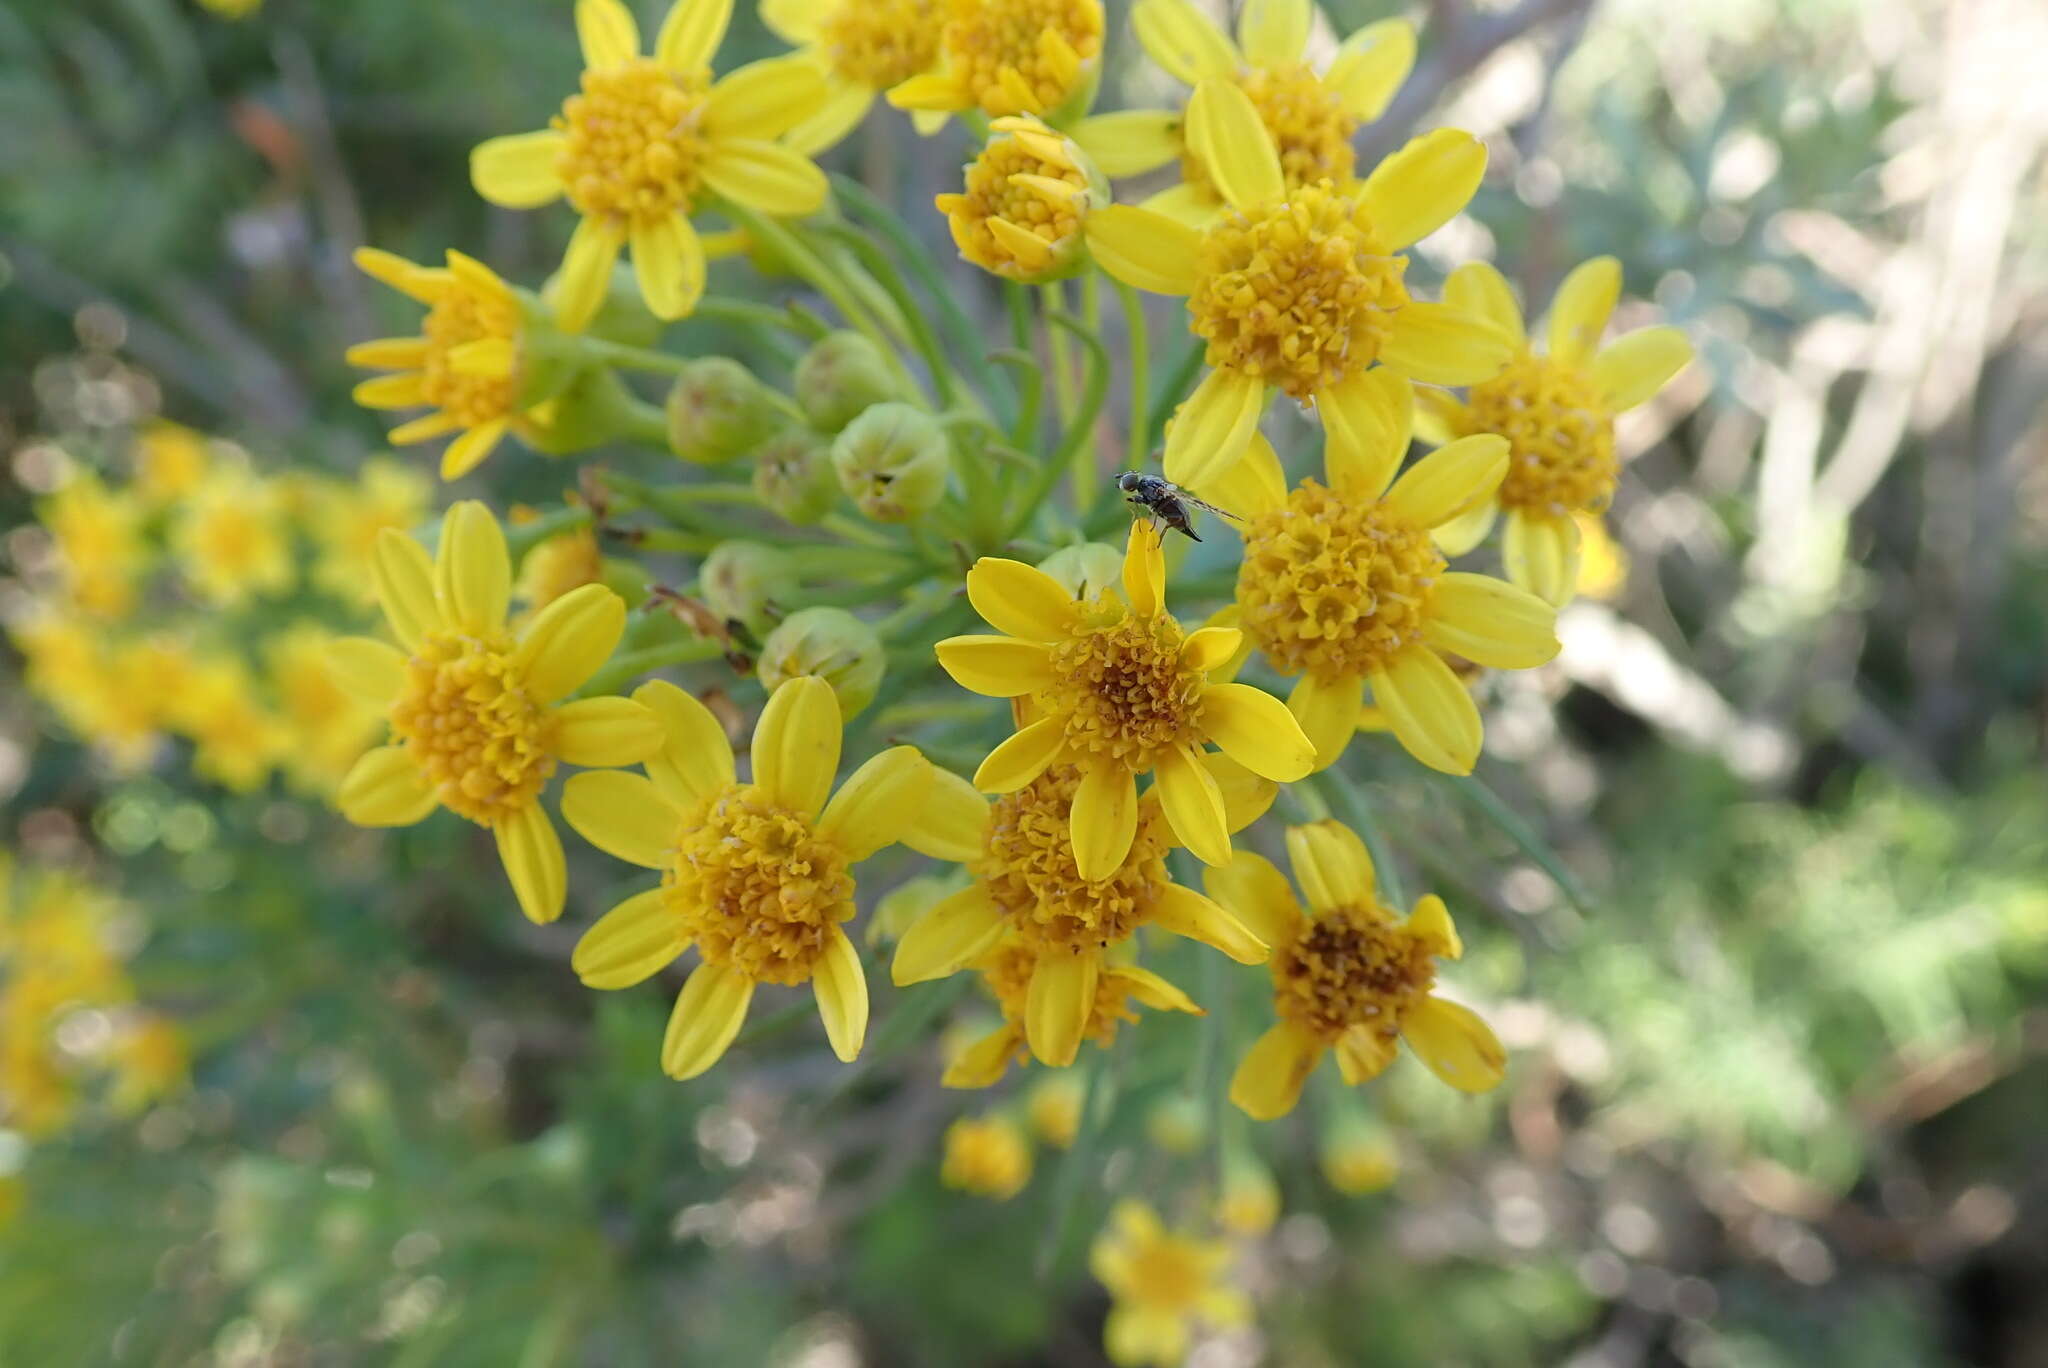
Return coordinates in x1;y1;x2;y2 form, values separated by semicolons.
519;367;638;456
757;606;886;718
700;541;797;640
1144;1092;1205;1156
1036;542;1124;599
795;331;903;432
666;357;786;466
1320;1111;1398;1196
830;402;949;523
752;425;839;525
1215;1152;1281;1236
536;263;663;348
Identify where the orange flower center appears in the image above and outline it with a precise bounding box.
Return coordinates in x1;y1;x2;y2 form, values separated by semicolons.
390;631;554;826
1181;65;1357;199
1466;352;1618;514
1236;479;1444;683
1040;597;1206;769
421;280;523;428
941;0;1102;116
1272;901;1436;1042
1190;181;1407;400
664;784;853;985
974;766;1168;953
554;58;711;226
822;0;943;86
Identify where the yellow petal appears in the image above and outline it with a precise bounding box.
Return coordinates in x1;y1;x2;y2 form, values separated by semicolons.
1180;625;1242;672
1206;750;1277;832
1318;368;1410;500
662;962;754;1080
440;419;507;481
891;884;1005;985
782;75;874;157
1203;849;1301;948
1546;255;1621;366
1140;179;1221;226
576;0;640;67
1071;763;1138;880
1324;18;1415;120
705;55;828;139
1237;0;1309;65
1334;1026;1398;1085
883;71;966;113
337;746;438;827
1162;368;1266;487
900;766;990;862
817;744;931;859
561;770;683;868
1423;572;1559;669
353;246;440;302
495;802;566;925
344;337;430;370
1412;383;1467;447
812;927;868;1062
1407;893;1460;960
751;675;841;820
1430;497;1499;557
1153;745;1231;866
551;696;666;767
371;528;440;650
934;635;1056;696
1191;430;1286;519
1284;819;1375;912
1384;433;1508;528
1199;682;1315;781
1150;883;1266;963
655;0;732;74
1444;261;1525;342
553;215;625;334
1501;507;1581;608
1186;78;1283;210
514;582;627;702
1367;645;1483;775
966;558;1076;642
634;678;737;807
1106;1307;1191;1368
469;130;568;208
972;715;1067;793
326;636;406;706
1228;1021;1322;1120
1069;110;1182;178
1109;965;1202;1015
1594;325;1693;409
1402;995;1506;1093
701;138;828;215
1130;0;1239;84
1380;302;1513;386
388;412;463;445
1121;521;1164;619
1358;127;1486;251
352;372;428;410
759;0;821;43
629;214;707;321
1287;671;1364;773
1024;951;1097;1067
1084;205;1200;296
942;1025;1020;1088
573;888;685;988
985;216;1055;270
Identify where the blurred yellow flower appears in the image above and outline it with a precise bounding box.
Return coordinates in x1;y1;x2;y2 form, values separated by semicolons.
886;0;1103;122
176;659;288;794
1087;81;1508;487
1025;1073;1084;1147
936;116;1106;282
562;677;934;1077
936;523;1312;879
109;1015;189;1115
761;0;945;152
41;473;145;620
328;501;664;924
1090;1200;1248;1367
1211;821;1505;1119
1320;1112;1398;1194
267;623;385;796
0;857;133;1140
173;469;294;607
309;459;433;605
516;522;607;612
1215;1153;1280;1236
468;0;830;331
940;1114;1033;1199
1417;257;1692;605
131;421;212;506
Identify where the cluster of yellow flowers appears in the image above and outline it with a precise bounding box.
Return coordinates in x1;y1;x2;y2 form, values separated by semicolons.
312;0;1699;1360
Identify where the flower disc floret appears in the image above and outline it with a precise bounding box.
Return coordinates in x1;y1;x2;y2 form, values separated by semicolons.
556;60;712;225
420;278;524;428
977;767;1166;952
822;0;942;86
666;784;854;985
1191;182;1406;401
1466;352;1617;514
937;118;1102;281
979;937;1140;1042
1272;900;1435;1042
1044;605;1206;771
1237;479;1444;683
1183;66;1356;199
390;631;556;826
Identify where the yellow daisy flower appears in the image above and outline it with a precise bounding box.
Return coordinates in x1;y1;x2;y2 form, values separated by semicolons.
175;659;288;794
1073;0;1414;223
935;116;1108;283
130;421;212;506
468;0;831;331
1417;256;1694;604
348;249;557;480
1025;1072;1084;1146
1211;820;1506;1120
516;522;608;612
935;523;1314;880
561;676;936;1078
940;1114;1033;1199
40;473;145;621
266;623;386;796
1090;1199;1250;1368
173;469;294;607
1223;369;1559;774
326;501;665;925
1086;79;1510;488
892;756;1272;1069
309;458;433;605
885;0;1103;123
760;0;946;153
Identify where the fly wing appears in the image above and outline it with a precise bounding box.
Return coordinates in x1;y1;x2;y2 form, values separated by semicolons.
1176;490;1244;522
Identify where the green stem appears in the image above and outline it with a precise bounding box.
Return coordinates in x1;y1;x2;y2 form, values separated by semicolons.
821;512;903;552
1114;277;1151;468
576;638;727;697
618;396;671;448
722;203;912;390
506;504;593;561
1009;313;1107;541
1042;281;1076;421
1004;285;1039;448
570;337;691;375
811;221;957;407
1444;773;1595;915
1145;337;1205;454
803;566;927;607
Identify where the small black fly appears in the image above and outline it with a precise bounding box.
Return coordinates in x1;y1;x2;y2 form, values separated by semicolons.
1115;471;1242;543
